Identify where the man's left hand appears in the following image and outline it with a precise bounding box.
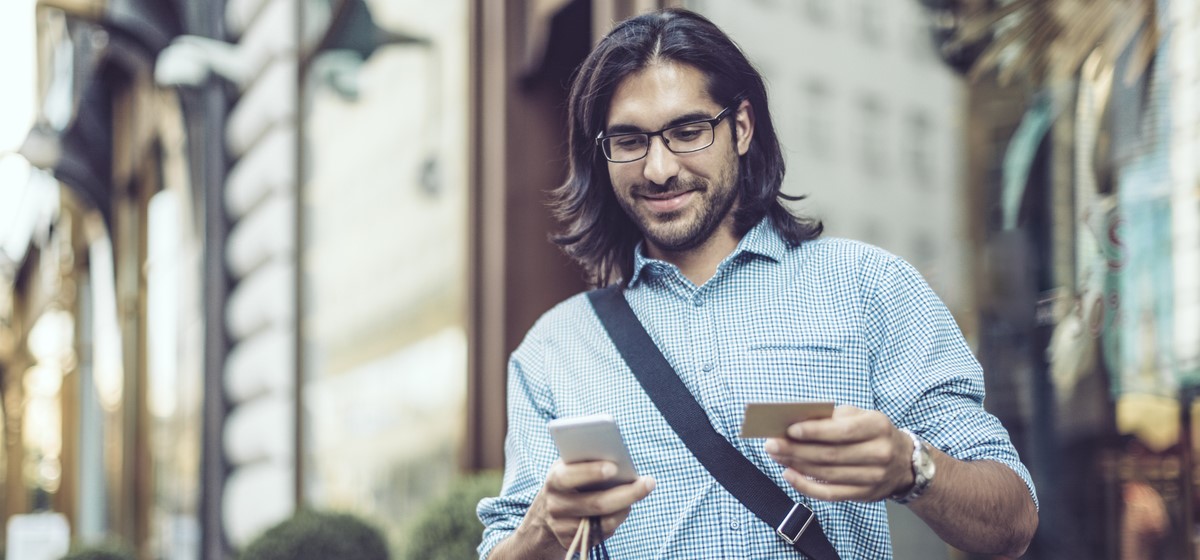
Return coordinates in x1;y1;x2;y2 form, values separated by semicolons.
764;405;915;502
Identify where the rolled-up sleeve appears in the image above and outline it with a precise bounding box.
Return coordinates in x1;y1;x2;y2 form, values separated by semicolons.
865;255;1039;509
477;331;560;559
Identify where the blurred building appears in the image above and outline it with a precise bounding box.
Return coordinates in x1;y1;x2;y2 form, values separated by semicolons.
689;0;973;322
0;0;1198;559
926;0;1200;558
0;1;203;557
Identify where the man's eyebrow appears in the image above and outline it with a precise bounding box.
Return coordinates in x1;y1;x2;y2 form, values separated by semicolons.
605;110;718;135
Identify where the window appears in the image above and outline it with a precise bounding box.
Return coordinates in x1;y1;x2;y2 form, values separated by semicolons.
861;220;885;247
906;110;934;187
802;79;834;159
912;232;938;270
146;187;203;559
858;94;887;176
803;0;834;26
910;10;936;62
859;0;885;45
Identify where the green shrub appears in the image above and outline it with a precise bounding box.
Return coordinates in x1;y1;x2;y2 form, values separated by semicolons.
401;471;503;560
59;542;135;560
240;510;390;560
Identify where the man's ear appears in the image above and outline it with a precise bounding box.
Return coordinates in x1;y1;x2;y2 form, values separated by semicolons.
734;98;755;156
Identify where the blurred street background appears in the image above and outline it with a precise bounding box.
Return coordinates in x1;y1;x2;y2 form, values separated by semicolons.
0;0;1197;558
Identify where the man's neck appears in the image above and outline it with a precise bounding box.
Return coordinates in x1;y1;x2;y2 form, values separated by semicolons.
646;225;742;287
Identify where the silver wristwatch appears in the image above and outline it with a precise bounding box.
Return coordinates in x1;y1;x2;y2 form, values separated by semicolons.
890;428;935;505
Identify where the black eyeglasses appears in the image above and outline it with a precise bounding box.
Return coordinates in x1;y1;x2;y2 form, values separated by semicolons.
595;102;739;163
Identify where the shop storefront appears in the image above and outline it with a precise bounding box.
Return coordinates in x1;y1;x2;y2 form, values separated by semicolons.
0;1;207;556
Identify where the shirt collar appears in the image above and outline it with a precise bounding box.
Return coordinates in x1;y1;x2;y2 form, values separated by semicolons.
627;217;786;286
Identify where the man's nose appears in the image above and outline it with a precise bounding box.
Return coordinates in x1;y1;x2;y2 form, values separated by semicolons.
642;135;680;186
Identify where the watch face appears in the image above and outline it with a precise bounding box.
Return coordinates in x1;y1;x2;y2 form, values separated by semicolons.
914;441;935;484
892;429;934;504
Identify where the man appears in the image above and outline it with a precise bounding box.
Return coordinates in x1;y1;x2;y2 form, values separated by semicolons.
478;8;1038;559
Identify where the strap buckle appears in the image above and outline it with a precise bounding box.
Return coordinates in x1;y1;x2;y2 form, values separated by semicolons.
776;503;816;545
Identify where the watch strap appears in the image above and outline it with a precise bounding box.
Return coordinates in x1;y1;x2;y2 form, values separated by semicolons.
891;428;934;505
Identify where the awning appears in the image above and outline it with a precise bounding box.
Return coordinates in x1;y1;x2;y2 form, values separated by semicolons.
23;0;185;228
39;0;181;55
52;65;117;227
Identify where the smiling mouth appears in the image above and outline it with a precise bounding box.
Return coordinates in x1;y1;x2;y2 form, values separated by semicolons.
639;190;696;214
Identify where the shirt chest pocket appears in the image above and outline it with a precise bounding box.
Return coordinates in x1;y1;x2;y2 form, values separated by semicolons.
726;327;873;409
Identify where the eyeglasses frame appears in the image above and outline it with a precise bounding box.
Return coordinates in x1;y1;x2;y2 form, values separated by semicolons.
594;101;741;163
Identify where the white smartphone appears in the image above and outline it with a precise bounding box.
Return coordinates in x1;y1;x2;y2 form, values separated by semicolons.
548;413;639;491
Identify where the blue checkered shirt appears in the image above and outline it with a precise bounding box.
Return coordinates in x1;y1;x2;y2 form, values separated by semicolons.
477;218;1037;559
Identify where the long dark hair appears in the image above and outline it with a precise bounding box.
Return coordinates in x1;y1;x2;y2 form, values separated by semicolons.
550;8;822;287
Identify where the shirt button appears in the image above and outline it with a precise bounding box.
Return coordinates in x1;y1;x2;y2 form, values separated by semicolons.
729;520;741;531
702;362;715;372
693;296;705;307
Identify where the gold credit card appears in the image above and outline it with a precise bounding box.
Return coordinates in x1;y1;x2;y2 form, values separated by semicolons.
740;401;835;438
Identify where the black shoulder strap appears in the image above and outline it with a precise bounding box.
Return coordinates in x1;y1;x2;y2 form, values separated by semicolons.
587;285;841;560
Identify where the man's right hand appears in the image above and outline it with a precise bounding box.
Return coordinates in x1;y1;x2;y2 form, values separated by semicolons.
490;460;656;559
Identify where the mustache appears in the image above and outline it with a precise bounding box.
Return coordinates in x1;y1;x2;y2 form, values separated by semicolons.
632;177;706;197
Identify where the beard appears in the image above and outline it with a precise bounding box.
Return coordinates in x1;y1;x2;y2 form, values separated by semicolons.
614;161;740;253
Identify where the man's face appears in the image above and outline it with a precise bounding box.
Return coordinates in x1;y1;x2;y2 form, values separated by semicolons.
603;62;752;256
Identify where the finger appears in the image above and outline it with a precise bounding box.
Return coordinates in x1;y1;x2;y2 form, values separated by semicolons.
585;506;634;548
783;463;892;487
546;476;656;518
781;467;879;502
540;475;654;548
767;438;892;467
546;460;620;493
785;407;889;443
548;515;585;549
596;508;631;541
548;495;639;548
